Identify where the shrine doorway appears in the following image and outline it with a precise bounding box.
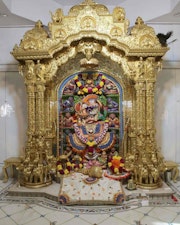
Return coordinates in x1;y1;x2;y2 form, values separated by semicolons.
57;71;124;157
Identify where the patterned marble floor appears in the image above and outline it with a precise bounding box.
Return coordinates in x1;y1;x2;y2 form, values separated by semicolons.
0;178;180;225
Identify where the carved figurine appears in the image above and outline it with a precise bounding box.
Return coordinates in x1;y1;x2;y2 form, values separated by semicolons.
63;112;74;127
108;113;119;128
107;97;119;112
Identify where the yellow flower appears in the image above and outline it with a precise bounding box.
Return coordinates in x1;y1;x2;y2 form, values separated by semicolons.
99;81;104;87
71;163;75;169
78;90;82;95
64;169;69;175
120;163;124;167
83;87;88;93
98;90;102;95
114;168;119;173
76;81;82;87
87;140;96;146
92;87;98;93
87;79;93;84
108;162;112;167
57;165;62;170
67;162;71;166
79;164;83;168
113;155;121;161
102;75;106;80
74;75;78;80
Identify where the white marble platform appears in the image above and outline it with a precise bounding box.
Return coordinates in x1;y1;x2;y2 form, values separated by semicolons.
6;175;174;206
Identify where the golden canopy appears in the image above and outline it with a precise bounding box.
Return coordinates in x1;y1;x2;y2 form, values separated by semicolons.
12;0;168;188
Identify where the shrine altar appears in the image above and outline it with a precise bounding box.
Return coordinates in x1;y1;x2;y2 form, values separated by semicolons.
59;172;125;205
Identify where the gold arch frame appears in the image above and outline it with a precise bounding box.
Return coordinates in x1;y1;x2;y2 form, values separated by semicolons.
12;0;168;189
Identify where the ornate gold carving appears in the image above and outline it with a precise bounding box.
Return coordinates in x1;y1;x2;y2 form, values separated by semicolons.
50;8;64;24
81;16;96;29
11;0;169;189
110;27;123;37
20;20;49;51
113;7;126;23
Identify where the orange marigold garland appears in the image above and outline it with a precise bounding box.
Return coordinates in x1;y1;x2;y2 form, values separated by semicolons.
108;155;125;174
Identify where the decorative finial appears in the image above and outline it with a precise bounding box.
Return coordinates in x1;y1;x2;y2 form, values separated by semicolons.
135;17;144;26
81;0;97;5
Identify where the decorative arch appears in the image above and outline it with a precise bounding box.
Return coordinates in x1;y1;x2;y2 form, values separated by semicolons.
12;0;168;189
58;71;124;156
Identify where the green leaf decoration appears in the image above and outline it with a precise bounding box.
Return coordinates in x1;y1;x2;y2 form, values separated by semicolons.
74;95;82;104
98;95;107;106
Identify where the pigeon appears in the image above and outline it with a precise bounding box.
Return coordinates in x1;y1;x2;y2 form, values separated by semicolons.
156;31;173;47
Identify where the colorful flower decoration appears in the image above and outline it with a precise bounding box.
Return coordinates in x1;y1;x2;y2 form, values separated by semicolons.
71;155;83;171
108;155;125;175
73;121;109;146
73;73;106;95
57;161;72;175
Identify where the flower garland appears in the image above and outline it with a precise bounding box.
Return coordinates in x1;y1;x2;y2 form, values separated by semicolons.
108;155;125;174
71;156;83;171
73;73;106;95
73;120;109;147
57;161;72;175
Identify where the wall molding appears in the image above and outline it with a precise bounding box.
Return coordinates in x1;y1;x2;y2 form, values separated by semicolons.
0;61;180;72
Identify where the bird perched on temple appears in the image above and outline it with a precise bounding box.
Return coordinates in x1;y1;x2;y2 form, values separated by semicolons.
156;31;174;47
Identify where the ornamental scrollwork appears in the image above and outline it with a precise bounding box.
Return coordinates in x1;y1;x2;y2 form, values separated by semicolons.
20;21;49;51
11;0;169;189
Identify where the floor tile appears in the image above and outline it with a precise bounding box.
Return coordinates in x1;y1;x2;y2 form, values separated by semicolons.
10;207;41;225
45;211;74;224
114;210;144;224
79;213;109;224
0;208;7;219
25;216;51;225
148;207;177;223
61;217;91;225
0;216;17;225
99;216;130;225
0;203;28;216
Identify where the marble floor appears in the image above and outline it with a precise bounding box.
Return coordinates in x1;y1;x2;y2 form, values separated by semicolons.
0;178;180;225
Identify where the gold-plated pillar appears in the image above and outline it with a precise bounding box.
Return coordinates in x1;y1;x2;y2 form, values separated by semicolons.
44;89;50;134
26;84;36;136
135;81;146;150
129;88;137;153
146;81;156;154
36;83;45;135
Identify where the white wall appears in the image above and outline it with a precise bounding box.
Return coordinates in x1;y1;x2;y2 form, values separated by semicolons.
0;70;27;177
155;65;180;163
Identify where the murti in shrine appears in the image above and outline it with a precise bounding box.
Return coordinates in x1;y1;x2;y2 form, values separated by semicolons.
10;0;172;199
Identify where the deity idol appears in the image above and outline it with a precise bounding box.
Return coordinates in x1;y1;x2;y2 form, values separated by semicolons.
66;73;116;158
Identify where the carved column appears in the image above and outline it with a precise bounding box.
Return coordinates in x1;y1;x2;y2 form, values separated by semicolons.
44;88;51;133
144;57;157;153
135;81;146;151
145;81;156;155
129;88;137;153
26;84;36;135
23;60;36;147
35;83;45;135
